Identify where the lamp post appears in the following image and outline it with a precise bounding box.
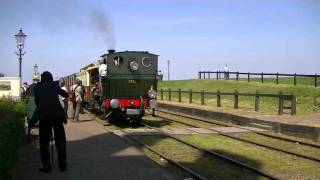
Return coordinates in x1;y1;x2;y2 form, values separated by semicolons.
15;29;27;83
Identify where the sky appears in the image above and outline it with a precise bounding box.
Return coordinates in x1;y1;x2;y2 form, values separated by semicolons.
0;0;319;83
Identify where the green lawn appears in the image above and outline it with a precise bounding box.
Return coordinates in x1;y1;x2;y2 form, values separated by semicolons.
157;79;320;115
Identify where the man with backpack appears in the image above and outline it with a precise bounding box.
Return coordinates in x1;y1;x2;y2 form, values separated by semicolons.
71;79;83;122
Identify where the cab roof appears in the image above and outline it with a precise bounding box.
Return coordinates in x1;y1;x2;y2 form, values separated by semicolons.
100;51;159;57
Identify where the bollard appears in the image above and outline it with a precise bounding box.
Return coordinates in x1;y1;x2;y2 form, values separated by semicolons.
201;90;205;105
294;73;297;86
276;72;279;85
278;92;284;115
291;95;296;115
234;90;239;109
255;90;259;111
217;90;221;107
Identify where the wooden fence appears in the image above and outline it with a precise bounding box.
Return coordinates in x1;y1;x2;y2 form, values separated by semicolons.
198;71;319;87
159;89;297;115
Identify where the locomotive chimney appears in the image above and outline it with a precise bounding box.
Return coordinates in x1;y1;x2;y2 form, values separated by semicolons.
108;49;115;54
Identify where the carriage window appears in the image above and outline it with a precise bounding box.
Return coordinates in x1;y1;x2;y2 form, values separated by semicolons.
113;56;124;66
142;57;152;67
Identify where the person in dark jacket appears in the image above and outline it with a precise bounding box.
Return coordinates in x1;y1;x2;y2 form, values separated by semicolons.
34;71;68;173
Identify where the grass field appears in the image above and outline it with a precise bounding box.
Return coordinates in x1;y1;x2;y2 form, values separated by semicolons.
157;78;320;115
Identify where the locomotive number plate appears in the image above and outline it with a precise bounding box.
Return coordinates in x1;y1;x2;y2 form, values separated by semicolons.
128;80;136;84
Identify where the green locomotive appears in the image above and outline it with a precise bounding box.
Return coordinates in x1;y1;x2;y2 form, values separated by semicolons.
101;50;158;122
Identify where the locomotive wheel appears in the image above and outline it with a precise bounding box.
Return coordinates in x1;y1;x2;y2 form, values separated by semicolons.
130;116;142;125
108;110;120;123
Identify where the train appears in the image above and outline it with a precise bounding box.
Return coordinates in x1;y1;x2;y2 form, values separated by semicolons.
62;49;158;123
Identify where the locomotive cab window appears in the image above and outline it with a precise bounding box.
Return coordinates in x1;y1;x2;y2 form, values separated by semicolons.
113;56;124;67
142;57;152;67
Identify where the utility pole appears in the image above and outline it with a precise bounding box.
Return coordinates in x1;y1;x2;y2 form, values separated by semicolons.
167;60;170;81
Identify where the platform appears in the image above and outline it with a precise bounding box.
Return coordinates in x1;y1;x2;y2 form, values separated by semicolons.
158;101;320;142
13;112;178;180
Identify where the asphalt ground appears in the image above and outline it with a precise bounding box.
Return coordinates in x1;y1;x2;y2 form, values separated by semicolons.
13;112;178;180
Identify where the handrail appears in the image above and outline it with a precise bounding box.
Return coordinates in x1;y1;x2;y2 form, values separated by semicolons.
198;71;319;87
159;89;296;115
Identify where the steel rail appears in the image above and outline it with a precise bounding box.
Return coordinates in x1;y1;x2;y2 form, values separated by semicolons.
111;128;207;180
153;111;320;163
156;109;320;149
141;123;280;180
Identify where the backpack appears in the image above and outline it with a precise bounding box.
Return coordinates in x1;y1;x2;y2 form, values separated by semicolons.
69;85;79;102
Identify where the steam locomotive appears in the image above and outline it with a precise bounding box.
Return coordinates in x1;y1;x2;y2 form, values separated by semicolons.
62;49;158;122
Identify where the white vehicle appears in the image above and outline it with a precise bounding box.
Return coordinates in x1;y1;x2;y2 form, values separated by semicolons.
0;77;21;100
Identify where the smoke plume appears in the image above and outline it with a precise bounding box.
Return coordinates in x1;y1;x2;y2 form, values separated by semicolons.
90;11;116;49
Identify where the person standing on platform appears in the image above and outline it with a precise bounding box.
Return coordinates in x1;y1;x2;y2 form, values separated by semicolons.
34;71;68;173
72;79;83;122
59;79;68;119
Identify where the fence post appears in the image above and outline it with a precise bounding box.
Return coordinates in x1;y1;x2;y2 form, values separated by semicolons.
255;90;260;111
160;89;163;100
178;88;181;102
201;90;205;105
217;90;221;107
216;71;218;80
276;72;279;85
168;88;171;101
291;95;296;115
294;73;297;86
261;72;264;83
248;72;250;82
315;74;318;87
234;90;239;109
198;71;201;79
278;92;284;115
236;71;239;81
189;89;192;104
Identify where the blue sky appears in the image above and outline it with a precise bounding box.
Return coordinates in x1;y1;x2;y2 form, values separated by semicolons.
0;0;319;82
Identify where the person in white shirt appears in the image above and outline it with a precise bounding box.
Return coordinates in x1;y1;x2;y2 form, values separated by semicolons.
98;59;107;77
224;65;229;80
98;59;107;96
71;80;83;122
59;79;68;119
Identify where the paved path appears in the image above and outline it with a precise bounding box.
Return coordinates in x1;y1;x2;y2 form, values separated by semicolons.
14;113;177;180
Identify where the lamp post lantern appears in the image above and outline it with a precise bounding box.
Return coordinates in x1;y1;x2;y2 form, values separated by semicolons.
33;64;38;75
15;29;27;83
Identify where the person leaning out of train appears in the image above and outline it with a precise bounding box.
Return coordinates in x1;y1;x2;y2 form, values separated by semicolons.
71;79;83;122
98;58;107;96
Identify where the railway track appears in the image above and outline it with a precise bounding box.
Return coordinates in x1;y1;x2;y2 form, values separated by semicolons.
155;109;320;149
138;122;280;180
110;126;207;180
153;110;320;163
